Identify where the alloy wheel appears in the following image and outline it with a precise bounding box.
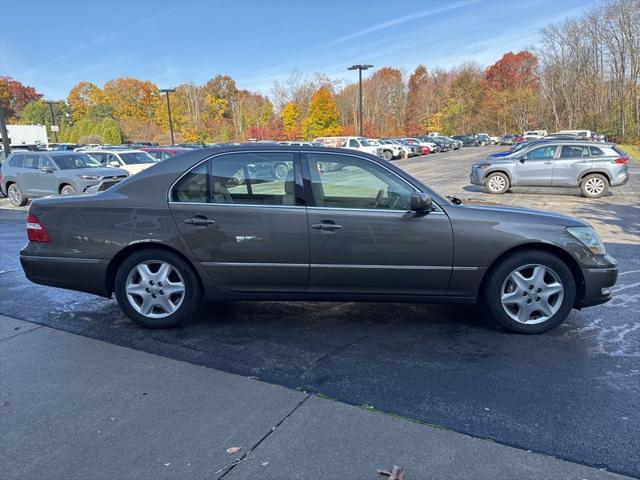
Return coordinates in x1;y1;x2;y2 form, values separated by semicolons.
488;175;506;192
125;260;186;319
500;264;564;324
584;177;605;196
8;184;22;205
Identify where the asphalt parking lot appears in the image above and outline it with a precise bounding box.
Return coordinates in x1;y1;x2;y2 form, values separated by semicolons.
1;146;639;477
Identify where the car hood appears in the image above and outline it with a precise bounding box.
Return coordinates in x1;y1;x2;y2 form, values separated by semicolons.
455;203;588;228
64;167;128;177
121;163;156;175
487;151;512;158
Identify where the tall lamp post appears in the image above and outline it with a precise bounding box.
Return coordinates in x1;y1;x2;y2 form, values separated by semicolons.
44;100;59;143
159;88;176;145
347;64;373;136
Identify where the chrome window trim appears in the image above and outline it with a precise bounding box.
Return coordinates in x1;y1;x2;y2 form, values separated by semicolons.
307;206;445;215
168;149;445;214
169;201;306;210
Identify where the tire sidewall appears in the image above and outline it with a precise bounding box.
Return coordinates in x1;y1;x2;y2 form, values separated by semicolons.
61;185;76;195
483;250;576;334
8;183;26;206
114;249;202;328
581;174;609;198
485;172;509;194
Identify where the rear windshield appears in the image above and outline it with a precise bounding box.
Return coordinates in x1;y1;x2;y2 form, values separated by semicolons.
53;154;102;169
119;152;157;164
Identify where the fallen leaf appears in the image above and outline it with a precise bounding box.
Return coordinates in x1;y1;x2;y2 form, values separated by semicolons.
261;461;269;466
164;463;171;467
226;447;242;454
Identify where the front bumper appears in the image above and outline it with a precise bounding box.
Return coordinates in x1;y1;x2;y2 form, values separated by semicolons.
580;255;618;307
469;168;484;185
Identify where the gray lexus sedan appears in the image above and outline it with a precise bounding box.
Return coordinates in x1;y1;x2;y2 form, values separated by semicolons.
20;145;618;334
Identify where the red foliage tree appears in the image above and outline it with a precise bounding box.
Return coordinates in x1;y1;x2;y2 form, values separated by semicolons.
0;76;42;120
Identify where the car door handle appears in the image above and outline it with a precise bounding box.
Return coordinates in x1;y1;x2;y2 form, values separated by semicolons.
311;223;343;231
184;216;216;226
544;161;553;165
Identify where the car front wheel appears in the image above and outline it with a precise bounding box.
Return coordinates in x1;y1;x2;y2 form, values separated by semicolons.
7;183;28;207
483;250;576;334
60;184;76;195
484;172;510;194
114;249;202;328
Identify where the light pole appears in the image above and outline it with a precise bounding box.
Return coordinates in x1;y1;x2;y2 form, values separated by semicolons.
44;101;58;143
159;88;176;145
348;64;373;136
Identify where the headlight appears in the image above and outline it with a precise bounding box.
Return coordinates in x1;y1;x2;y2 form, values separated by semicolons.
567;226;606;255
78;175;101;180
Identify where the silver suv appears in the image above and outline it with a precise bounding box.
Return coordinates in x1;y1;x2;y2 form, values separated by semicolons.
470;142;630;197
1;151;128;206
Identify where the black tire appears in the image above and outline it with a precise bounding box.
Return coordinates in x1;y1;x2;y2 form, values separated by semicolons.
114;249;202;328
484;172;510;194
580;173;609;198
7;183;28;207
482;250;576;334
382;150;393;161
60;184;76;195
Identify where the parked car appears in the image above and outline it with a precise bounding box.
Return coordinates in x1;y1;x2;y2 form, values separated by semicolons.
402;138;436;154
523;130;549;140
140;147;193;161
373;139;406;159
452;135;481;147
20;145;618;334
470;142;629;197
419;136;451;152
440;136;462;149
0;151;128;206
313;136;383;158
388;139;421;157
476;133;496;145
500;135;515;145
85;149;158;175
558;129;593;140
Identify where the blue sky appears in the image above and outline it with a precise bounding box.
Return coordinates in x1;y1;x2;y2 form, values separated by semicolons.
1;0;597;100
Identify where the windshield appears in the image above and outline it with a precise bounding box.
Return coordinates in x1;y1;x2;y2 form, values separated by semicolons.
53;154;102;169
119;152;157;164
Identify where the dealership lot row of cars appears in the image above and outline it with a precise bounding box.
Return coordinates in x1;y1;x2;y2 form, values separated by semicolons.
0;129;628;206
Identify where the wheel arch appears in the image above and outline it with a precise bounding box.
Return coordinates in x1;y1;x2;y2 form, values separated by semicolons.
483;169;512;184
579;170;611;184
58;182;73;194
105;241;204;296
478;242;585;309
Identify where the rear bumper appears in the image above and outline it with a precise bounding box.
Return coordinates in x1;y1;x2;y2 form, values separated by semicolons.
580;258;618;308
20;253;111;297
611;170;629;187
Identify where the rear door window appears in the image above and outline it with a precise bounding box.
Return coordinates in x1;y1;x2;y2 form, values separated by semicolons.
560;145;589;158
22;154;40;169
39;156;57;169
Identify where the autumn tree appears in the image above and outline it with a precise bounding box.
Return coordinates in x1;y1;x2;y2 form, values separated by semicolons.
364;67;406;137
281;101;301;139
0;77;42;121
484;51;539;133
405;65;430;135
67;81;105;122
301;87;342;139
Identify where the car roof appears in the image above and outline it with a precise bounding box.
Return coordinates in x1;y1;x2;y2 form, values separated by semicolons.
89;149;146;153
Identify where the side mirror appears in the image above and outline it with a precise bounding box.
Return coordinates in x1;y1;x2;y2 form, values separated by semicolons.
410;192;433;212
519;155;527;163
108;160;120;167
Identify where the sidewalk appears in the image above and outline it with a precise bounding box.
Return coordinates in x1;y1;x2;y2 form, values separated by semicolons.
0;315;631;480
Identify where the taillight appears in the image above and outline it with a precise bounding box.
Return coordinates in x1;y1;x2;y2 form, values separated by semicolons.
614;156;629;164
26;214;51;242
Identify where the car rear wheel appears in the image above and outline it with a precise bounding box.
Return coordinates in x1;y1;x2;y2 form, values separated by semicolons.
60;184;76;195
273;163;290;180
7;183;28;207
484;172;510;194
115;249;202;328
483;250;576;334
580;174;609;198
382;150;393;161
